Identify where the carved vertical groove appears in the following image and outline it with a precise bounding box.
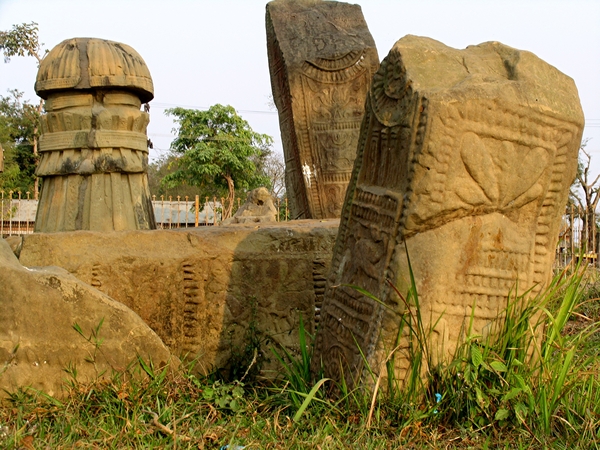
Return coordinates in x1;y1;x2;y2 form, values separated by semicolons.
181;261;201;355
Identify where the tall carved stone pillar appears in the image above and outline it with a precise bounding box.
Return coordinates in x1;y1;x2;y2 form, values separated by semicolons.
34;38;156;232
266;0;379;219
314;36;584;388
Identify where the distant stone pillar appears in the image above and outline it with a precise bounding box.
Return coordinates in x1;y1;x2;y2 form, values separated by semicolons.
314;36;585;388
34;38;156;232
266;0;379;219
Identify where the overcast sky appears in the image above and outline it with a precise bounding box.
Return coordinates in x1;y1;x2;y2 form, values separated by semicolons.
1;0;599;167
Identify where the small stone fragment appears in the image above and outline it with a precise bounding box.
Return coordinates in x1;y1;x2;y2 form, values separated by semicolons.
223;187;278;224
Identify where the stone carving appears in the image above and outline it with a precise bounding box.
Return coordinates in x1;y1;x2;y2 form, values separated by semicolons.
18;220;339;375
222;187;278;224
314;36;584;388
266;0;379;219
33;38;156;232
0;238;174;398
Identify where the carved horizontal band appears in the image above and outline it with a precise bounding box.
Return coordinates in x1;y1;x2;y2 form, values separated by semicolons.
45;93;93;111
36;75;153;96
312;121;362;131
320;173;352;183
39;130;148;152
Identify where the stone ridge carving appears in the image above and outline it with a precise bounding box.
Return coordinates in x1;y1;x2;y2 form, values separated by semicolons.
266;0;379;219
35;38;153;102
314;35;584;388
34;38;156;232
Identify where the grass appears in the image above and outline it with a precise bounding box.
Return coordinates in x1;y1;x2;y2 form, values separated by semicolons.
2;266;600;448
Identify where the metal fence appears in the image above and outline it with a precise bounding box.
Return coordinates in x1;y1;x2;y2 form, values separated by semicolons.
1;191;290;236
555;206;599;269
0;191;36;237
3;191;597;270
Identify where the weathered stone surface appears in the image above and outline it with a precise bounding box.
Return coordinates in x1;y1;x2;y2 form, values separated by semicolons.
0;238;173;398
223;187;278;224
4;235;23;258
34;38;156;232
266;0;379;219
19;220;338;374
314;36;584;387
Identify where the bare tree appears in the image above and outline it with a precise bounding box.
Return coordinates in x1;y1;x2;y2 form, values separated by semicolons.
571;139;599;253
263;151;286;199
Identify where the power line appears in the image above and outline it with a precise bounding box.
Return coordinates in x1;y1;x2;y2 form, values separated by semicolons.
151;102;278;116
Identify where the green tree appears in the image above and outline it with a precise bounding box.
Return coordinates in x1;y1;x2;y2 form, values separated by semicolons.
163;104;273;219
0;90;39;194
0;21;47;198
147;154;199;200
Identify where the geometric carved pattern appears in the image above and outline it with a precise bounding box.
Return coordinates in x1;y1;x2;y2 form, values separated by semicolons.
312;259;328;328
181;261;202;356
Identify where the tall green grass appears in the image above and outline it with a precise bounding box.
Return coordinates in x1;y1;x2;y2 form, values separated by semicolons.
2;265;600;448
271;260;600;444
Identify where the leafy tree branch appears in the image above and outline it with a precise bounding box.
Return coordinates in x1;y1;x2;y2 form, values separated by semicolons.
163;104;273;219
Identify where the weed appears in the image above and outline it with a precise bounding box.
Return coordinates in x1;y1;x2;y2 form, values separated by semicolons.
202;380;245;412
71;318;107;378
225;297;268;382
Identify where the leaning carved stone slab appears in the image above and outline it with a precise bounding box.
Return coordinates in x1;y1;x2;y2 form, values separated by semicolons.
314;35;584;387
266;0;379;219
34;38;156;232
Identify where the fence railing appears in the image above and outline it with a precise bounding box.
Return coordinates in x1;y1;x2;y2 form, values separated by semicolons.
1;191;36;237
1;191;290;236
4;192;595;271
555;206;598;269
151;195;290;229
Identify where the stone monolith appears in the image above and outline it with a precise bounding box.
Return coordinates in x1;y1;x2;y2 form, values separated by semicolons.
314;36;584;387
266;0;379;219
33;38;156;232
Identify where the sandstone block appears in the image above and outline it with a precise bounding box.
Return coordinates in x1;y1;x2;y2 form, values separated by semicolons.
314;36;584;387
19;220;338;375
0;238;174;398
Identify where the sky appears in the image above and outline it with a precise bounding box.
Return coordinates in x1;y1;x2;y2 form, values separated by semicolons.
1;0;599;168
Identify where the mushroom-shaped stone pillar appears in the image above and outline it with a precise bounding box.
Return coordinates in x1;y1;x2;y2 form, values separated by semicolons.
34;38;156;232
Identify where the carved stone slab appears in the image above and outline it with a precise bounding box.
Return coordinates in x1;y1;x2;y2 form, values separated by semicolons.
34;38;156;232
314;36;584;387
266;0;379;219
19;220;338;376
